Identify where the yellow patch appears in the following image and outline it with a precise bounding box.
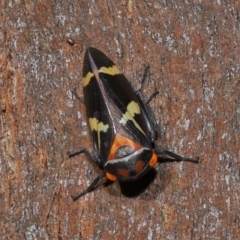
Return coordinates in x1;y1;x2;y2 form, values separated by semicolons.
83;65;120;87
119;101;145;135
99;65;120;75
127;101;141;115
89;117;109;150
83;72;94;87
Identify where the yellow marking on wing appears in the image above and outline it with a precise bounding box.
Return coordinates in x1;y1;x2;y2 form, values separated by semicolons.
99;65;120;75
119;101;145;135
89;118;98;131
127;101;141;115
89;117;109;150
83;65;120;87
98;121;109;132
83;72;94;87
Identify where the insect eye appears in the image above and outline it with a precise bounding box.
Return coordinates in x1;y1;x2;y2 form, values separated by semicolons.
115;145;135;158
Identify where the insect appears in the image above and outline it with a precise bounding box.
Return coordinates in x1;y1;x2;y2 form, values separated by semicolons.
69;47;199;200
67;38;75;46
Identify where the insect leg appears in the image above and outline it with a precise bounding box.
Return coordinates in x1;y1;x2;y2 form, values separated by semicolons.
145;89;159;104
155;149;199;163
71;87;84;103
68;148;102;167
68;148;105;200
136;64;159;104
137;64;150;91
71;171;106;201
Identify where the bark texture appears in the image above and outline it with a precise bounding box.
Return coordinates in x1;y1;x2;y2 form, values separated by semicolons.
0;1;239;239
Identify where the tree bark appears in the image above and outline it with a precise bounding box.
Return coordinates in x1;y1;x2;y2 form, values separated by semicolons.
0;1;239;239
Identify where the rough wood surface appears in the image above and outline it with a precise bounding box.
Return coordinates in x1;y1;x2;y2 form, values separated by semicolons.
1;1;239;239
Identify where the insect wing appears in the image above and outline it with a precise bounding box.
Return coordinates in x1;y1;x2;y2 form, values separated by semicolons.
83;48;152;163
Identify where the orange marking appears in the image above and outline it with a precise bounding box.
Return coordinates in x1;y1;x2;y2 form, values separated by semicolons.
135;160;145;174
108;133;142;160
117;168;130;177
149;153;158;167
106;172;117;181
